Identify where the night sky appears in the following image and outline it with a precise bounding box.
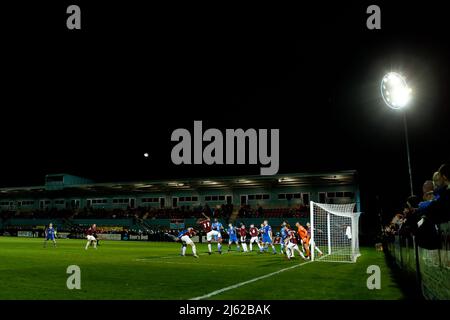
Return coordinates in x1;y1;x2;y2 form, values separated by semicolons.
2;1;449;221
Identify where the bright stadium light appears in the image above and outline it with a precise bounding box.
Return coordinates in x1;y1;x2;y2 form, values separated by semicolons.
381;72;412;109
381;71;414;195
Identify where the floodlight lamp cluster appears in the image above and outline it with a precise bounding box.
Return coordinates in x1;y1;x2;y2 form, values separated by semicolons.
381;72;412;110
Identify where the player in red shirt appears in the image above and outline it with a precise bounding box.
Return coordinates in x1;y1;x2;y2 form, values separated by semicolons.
176;227;198;258
284;227;307;260
85;224;98;250
239;224;248;252
273;233;282;244
198;212;223;255
198;217;212;233
248;224;262;252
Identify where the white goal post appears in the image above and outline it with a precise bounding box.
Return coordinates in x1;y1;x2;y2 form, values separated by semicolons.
310;201;361;263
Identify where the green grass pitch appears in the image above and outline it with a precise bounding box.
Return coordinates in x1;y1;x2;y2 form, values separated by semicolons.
0;237;405;300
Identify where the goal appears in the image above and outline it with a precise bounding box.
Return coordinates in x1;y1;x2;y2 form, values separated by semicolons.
310;201;361;263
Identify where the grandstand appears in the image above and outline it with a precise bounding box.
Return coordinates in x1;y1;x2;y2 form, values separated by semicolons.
0;171;360;236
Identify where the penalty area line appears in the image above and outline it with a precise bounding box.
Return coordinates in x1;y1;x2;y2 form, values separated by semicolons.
190;260;313;300
134;250;234;262
136;260;242;267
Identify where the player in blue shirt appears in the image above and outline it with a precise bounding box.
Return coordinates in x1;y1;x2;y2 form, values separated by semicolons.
212;219;223;234
43;223;57;248
226;223;240;252
211;218;224;253
261;220;277;254
280;222;289;254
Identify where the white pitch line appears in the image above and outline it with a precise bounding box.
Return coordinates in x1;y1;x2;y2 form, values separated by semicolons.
135;253;207;261
190;260;313;300
134;250;236;262
136;260;241;267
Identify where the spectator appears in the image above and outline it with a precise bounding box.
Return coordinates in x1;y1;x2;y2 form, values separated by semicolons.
406;164;450;249
398;195;419;236
422;180;435;202
406;195;420;210
418;177;437;210
432;170;447;199
420;163;450;224
389;212;404;234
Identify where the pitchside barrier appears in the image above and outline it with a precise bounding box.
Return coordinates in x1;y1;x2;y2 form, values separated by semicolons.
96;233;122;241
385;222;450;300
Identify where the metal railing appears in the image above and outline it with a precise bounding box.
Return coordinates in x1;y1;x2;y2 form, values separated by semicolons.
385;222;450;300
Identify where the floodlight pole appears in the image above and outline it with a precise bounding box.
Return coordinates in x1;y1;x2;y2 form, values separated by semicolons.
403;112;414;196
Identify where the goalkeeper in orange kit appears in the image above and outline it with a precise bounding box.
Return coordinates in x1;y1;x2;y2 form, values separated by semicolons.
295;222;310;258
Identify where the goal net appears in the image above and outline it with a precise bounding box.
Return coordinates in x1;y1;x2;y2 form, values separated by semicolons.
310;201;361;263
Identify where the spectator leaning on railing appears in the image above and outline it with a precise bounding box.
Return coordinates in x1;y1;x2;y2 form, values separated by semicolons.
418;164;450;224
420;179;435;204
398;195;419;236
389;212;404;234
418;173;440;211
412;163;450;249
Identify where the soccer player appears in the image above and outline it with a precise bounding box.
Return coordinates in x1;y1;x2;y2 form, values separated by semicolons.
176;227;198;258
226;223;240;252
239;224;248;252
43;223;57;248
306;222;323;257
285;227;307;260
280;222;289;254
248;224;262;252
93;226;100;247
273;232;282;252
211;218;224;253
212;218;223;235
295;222;310;258
261;220;277;254
85;224;98;250
199;213;223;255
88;223;99;248
258;223;266;252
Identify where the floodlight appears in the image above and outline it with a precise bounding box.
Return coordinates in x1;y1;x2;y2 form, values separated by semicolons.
381;72;412;109
380;71;414;195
